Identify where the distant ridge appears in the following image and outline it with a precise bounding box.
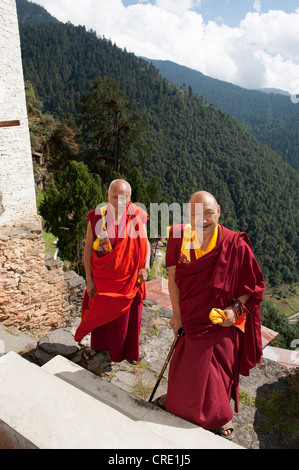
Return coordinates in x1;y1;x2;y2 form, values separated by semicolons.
145;59;299;170
16;0;59;25
258;88;289;96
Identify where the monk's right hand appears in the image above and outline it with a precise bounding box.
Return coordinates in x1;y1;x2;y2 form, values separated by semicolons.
86;280;97;298
169;315;183;337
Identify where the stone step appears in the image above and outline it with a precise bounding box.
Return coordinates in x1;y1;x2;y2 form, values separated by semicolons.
0;351;175;449
0;351;242;449
41;355;242;449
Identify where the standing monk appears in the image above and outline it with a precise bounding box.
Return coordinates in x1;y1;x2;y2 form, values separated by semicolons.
155;191;264;439
75;179;151;364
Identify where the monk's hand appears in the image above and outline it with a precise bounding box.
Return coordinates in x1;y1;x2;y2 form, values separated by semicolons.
222;307;237;327
86;280;96;298
137;268;148;285
169;314;183;337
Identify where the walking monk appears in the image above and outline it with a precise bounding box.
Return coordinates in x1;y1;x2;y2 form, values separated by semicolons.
154;191;264;439
75;179;151;364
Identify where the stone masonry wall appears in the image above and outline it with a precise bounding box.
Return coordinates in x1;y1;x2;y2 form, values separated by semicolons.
0;220;75;335
0;1;87;334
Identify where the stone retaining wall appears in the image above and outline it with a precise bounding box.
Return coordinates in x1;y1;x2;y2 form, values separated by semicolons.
0;219;84;335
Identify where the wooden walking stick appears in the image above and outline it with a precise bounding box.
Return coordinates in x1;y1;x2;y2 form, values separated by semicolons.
148;327;184;403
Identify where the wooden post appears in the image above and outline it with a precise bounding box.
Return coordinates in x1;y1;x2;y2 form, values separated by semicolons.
0;120;20;128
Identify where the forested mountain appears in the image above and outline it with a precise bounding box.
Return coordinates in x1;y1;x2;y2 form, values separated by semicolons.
146;59;299;171
16;0;299;286
16;0;59;25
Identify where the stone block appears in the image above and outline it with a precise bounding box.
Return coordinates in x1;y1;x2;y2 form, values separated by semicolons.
42;355;243;449
0;351;180;449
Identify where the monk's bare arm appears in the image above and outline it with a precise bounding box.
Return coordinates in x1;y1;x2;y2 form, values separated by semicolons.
168;265;183;335
84;222;96;297
138;227;151;284
144;239;151;270
222;294;250;327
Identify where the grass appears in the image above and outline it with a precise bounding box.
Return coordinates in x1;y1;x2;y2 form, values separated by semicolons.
239;391;256;407
35;186;58;256
127;360;158;400
256;374;299;435
148;247;168;281
133;379;153;399
264;282;299;317
239;372;299;436
42;230;57;255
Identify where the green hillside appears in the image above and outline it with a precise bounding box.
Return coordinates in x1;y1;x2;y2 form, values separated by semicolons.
147;59;299;171
16;1;299;287
16;0;59;25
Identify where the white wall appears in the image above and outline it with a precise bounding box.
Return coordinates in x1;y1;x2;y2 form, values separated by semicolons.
0;0;37;227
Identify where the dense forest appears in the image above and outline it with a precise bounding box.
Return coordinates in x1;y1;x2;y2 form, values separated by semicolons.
148;59;299;171
16;0;299;288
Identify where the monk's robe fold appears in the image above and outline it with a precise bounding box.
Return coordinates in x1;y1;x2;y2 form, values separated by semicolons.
74;205;148;343
166;224;265;430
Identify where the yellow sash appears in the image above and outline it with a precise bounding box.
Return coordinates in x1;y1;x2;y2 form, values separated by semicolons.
180;223;219;262
92;205;113;252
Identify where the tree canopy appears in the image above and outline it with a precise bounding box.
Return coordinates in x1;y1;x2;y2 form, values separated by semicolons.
39;161;103;272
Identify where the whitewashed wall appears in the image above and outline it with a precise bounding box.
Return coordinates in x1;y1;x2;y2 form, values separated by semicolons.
0;0;37;227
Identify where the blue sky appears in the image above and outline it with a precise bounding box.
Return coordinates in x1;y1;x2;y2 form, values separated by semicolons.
121;0;299;26
34;1;299;93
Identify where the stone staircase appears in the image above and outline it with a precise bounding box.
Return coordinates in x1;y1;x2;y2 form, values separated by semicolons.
0;351;242;449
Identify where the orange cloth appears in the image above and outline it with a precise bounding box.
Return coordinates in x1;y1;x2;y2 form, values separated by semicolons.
75;204;148;343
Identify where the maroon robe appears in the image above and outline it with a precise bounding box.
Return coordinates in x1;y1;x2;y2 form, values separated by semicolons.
75;203;148;362
165;224;265;430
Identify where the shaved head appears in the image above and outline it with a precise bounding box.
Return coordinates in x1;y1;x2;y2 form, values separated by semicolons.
108;179;132;218
188;190;221;244
108;179;132;195
188;191;218;207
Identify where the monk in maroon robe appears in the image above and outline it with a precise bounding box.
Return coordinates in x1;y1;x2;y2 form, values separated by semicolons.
75;179;150;363
156;191;264;439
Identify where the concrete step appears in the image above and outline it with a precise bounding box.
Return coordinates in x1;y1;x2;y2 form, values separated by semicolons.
0;351;242;449
0;351;175;449
42;355;242;449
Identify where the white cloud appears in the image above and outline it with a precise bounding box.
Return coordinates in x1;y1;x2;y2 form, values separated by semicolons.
35;1;299;93
253;0;262;13
155;0;201;15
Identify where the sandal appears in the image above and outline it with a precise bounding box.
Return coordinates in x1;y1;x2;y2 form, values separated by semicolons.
127;356;142;365
152;394;167;410
82;347;98;361
212;421;235;440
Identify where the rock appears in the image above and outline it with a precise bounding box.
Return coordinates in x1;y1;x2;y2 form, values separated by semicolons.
0;323;37;355
44;255;64;271
0;227;73;334
141;307;160;335
157;306;173;318
239;358;295;398
37;328;79;360
141;325;174;377
143;299;158;308
111;370;136;391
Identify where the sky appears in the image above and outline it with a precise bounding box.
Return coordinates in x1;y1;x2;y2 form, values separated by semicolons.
32;0;299;94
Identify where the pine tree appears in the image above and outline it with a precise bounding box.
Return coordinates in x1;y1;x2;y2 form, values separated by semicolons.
40;161;103;273
75;77;153;182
